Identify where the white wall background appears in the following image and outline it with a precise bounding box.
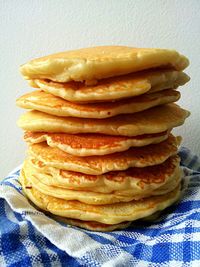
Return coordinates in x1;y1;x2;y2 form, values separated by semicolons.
0;0;199;178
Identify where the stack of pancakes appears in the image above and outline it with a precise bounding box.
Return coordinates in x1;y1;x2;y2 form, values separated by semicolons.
17;46;190;231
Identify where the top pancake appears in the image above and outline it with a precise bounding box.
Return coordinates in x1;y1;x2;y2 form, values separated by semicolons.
17;104;190;136
20;46;189;83
29;70;189;103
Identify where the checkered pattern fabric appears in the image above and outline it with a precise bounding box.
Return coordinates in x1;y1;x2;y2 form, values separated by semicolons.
0;147;200;267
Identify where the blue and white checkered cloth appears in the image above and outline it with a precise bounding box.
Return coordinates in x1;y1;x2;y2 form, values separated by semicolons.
1;147;200;267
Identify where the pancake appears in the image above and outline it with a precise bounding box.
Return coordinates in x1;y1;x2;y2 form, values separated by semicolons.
20;170;181;225
51;216;132;231
28;134;179;175
51;210;174;230
16;89;180;118
25;171;181;205
17;104;190;136
23;160;181;204
26;155;181;194
19;46;189;83
30;70;189;103
24;131;170;156
50;212;170;231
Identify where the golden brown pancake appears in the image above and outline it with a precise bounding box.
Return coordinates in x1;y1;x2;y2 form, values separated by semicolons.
16;89;180;118
17;104;190;136
23;161;181;204
24;131;170;156
50;212;174;231
30;70;189;103
51;216;132;231
28;134;179;175
25;155;181;195
20;170;181;225
20;46;189;83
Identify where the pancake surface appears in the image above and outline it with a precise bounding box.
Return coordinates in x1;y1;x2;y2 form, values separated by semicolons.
24;131;169;156
20;46;189;83
30;70;189;102
20;170;181;225
17;104;190;136
27;155;180;194
28;135;178;175
16;89;180;118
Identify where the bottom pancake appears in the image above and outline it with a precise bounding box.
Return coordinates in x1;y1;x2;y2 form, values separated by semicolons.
49;215;132;231
49;209;173;231
20;169;181;225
